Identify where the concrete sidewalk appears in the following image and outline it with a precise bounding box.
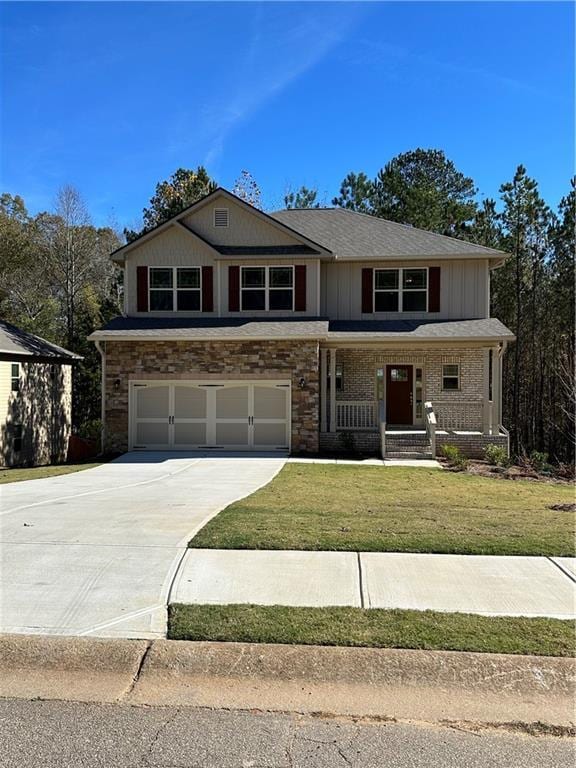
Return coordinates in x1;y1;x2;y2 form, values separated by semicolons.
173;550;576;619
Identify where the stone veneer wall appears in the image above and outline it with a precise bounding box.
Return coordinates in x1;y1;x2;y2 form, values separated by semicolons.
334;346;487;431
103;340;320;454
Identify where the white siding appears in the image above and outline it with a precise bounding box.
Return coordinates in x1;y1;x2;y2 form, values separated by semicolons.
320;259;489;320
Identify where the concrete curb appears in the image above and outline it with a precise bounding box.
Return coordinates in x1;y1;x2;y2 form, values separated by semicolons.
1;635;574;725
0;634;150;703
131;640;576;724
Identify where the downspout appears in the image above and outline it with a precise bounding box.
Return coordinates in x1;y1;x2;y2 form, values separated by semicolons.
95;340;106;454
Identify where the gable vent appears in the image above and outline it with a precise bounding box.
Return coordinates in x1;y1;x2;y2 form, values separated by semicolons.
214;208;229;227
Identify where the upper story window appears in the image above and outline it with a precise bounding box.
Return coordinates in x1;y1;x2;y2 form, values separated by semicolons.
214;208;229;227
11;363;20;392
241;266;294;311
374;268;428;312
149;267;201;311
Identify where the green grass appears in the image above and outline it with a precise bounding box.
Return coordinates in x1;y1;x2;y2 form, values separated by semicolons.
191;464;575;556
168;604;575;657
0;461;103;484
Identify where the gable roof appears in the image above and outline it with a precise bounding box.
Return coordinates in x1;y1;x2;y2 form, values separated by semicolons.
0;320;81;360
111;188;332;262
270;208;508;262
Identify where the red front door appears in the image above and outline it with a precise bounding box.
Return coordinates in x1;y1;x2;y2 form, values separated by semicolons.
386;365;413;425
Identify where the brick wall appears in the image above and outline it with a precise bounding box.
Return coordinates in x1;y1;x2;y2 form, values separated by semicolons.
334;347;486;431
104;339;319;454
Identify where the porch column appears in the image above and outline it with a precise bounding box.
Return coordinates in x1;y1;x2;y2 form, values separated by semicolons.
320;348;328;433
492;346;501;431
329;348;337;433
482;348;491;435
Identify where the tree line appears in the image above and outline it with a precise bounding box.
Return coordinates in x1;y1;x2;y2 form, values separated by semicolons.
0;151;573;463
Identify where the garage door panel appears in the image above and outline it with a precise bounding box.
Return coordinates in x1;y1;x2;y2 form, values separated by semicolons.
253;386;287;419
216;386;249;419
216;422;249;446
136;386;170;419
174;422;206;446
174;386;206;419
136;422;170;446
253;422;287;447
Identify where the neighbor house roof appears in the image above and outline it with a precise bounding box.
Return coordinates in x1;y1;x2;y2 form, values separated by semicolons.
270;208;508;262
89;316;514;344
0;321;82;360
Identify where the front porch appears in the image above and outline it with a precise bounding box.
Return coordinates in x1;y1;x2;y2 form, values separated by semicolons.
318;346;510;459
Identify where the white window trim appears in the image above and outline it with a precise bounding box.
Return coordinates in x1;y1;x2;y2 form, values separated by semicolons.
442;363;461;391
214;208;229;227
240;265;295;312
11;363;20;392
148;266;202;312
373;267;429;313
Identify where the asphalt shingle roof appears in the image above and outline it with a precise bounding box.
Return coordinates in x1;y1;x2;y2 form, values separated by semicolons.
270;208;507;260
328;318;515;341
90;316;514;342
89;316;330;340
0;321;81;360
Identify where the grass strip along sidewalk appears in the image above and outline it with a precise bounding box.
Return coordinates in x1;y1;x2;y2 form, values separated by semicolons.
169;604;575;657
191;464;575;556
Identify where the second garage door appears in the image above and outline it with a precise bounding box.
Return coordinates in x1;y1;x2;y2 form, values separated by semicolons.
130;380;291;451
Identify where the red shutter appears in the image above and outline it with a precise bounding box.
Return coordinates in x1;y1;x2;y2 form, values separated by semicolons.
428;267;441;312
229;266;240;312
137;266;148;312
294;265;307;311
201;266;213;312
361;268;373;314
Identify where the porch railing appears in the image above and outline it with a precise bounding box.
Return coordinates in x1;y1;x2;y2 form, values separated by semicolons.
432;400;483;431
424;401;437;458
336;400;378;431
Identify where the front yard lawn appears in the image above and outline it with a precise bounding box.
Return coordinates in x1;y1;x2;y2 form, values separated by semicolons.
168;604;575;657
191;464;575;556
0;461;103;485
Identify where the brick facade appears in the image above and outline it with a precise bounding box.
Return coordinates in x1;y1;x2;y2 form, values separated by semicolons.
103;339;319;454
333;346;487;431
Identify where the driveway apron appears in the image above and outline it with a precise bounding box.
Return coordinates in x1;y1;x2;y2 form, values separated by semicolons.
0;452;285;639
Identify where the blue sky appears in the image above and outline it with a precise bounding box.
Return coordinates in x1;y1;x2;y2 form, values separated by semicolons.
1;1;573;229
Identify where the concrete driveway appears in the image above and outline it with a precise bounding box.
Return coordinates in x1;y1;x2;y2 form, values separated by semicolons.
0;452;285;639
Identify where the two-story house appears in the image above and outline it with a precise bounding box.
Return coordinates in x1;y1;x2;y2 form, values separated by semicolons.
89;188;514;458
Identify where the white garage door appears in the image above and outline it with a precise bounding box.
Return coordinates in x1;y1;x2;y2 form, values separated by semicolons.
130;381;290;451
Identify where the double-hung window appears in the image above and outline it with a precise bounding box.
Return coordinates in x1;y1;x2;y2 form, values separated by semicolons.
442;364;460;391
241;266;294;311
149;267;201;311
11;363;20;392
374;268;428;312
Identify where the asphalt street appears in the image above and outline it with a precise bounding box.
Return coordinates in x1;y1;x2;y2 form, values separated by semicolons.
0;699;573;768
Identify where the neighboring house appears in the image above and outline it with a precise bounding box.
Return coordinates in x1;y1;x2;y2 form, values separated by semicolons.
0;321;81;467
89;188;515;459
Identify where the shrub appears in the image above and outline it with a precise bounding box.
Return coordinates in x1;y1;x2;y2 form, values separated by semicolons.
77;419;101;443
440;444;469;471
484;443;509;467
528;450;551;474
